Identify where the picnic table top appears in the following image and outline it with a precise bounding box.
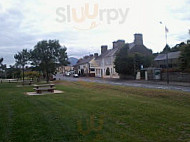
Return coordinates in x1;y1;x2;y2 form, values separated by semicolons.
33;84;55;87
34;87;55;90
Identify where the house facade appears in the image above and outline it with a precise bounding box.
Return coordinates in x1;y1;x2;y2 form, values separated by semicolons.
94;34;152;78
94;41;124;78
75;54;98;77
154;51;181;69
75;33;152;78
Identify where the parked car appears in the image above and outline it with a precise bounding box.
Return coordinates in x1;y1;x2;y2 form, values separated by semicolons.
73;74;79;78
65;72;71;77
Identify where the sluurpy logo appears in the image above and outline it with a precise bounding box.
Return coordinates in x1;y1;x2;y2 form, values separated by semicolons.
56;3;130;30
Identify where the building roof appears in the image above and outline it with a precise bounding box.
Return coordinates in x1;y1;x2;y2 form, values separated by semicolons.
154;51;181;61
129;42;135;49
75;56;94;66
95;47;119;60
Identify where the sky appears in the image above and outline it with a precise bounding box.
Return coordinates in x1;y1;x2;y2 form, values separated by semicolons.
0;0;190;65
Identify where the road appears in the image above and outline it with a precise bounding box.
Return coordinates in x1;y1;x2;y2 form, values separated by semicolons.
54;74;190;93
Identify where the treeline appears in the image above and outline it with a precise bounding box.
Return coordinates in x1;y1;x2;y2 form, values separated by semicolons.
0;40;69;82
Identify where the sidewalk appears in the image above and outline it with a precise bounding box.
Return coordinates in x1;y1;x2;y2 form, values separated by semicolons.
116;80;190;87
90;77;190;87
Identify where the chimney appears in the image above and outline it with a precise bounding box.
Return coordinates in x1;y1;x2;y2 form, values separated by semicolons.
113;40;125;49
94;53;98;58
90;54;93;57
113;41;118;49
117;40;125;48
134;34;143;45
101;45;108;54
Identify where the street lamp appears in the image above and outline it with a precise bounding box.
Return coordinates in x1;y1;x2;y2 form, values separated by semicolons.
160;22;169;84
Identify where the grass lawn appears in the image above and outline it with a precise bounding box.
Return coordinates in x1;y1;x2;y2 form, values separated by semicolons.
0;81;190;142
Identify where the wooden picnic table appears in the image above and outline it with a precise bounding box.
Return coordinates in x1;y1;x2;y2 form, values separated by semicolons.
33;84;55;94
34;84;55;89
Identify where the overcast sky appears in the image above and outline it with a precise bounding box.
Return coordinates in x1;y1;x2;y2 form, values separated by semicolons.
0;0;190;65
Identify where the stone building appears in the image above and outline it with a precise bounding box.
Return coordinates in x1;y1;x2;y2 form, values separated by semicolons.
75;54;98;77
154;51;181;69
128;34;152;55
94;34;152;78
75;33;152;78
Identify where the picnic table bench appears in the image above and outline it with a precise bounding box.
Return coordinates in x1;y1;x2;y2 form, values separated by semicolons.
22;80;33;85
33;84;55;94
0;79;18;83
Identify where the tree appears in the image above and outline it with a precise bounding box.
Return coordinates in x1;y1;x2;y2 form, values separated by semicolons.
114;44;134;76
0;58;4;78
25;71;40;80
161;44;171;53
0;58;3;65
0;58;8;79
6;65;21;79
170;42;185;52
14;49;30;82
114;44;153;78
31;40;69;82
179;43;190;72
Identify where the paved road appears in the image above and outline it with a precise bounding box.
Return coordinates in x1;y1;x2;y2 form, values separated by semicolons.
54;74;190;93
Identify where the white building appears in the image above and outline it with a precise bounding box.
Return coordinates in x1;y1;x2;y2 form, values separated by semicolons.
75;34;152;78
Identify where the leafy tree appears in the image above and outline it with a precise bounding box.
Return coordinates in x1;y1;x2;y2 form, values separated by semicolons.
6;65;21;79
14;49;30;82
114;44;153;77
161;44;171;53
25;71;40;80
114;44;134;75
170;42;185;52
0;58;3;65
0;58;8;79
31;40;69;82
0;58;4;78
179;43;190;71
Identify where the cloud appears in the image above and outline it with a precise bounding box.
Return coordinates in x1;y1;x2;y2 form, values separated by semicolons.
0;0;190;66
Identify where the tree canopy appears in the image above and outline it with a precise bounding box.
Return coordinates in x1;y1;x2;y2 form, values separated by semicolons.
14;49;30;82
114;44;153;76
30;40;69;82
179;43;190;72
114;44;134;75
0;58;3;65
14;49;30;68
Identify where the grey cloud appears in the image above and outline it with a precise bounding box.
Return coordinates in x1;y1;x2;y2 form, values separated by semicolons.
169;1;190;21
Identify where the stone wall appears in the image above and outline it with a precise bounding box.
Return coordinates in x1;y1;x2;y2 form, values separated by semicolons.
161;72;190;82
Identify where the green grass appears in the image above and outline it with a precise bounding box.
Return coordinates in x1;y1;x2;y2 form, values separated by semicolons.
0;81;190;142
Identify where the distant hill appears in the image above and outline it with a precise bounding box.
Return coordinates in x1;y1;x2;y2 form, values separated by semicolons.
68;57;78;66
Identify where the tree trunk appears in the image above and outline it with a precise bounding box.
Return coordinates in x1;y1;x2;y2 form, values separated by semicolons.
46;71;49;83
22;66;24;84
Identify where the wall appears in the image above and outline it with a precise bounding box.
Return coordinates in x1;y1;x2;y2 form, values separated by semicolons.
161;72;190;82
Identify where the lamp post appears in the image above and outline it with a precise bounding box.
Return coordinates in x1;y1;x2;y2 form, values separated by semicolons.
160;22;169;84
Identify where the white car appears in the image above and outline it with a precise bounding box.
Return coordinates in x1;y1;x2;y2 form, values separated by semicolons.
65;72;71;76
73;74;79;78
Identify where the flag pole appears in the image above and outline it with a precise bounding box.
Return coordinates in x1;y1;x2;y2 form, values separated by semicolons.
165;27;169;84
160;22;169;84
